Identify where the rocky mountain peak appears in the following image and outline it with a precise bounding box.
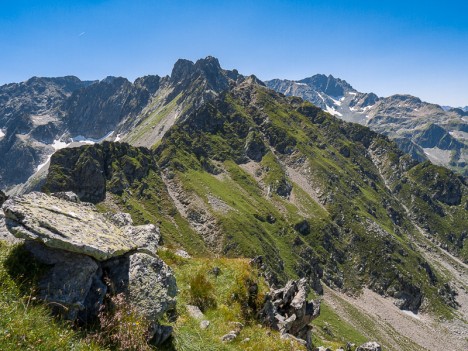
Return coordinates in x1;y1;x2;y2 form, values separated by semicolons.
243;74;266;87
299;74;356;97
170;59;196;83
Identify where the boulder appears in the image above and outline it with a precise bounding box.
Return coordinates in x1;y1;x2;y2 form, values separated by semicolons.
186;304;205;319
103;252;176;321
1;191;177;344
51;191;80;203
3;192;135;260
23;241;105;321
356;342;382;351
259;278;320;350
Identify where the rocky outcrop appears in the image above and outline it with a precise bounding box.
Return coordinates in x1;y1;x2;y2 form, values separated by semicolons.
1;191;176;344
259;278;320;350
43;142;158;203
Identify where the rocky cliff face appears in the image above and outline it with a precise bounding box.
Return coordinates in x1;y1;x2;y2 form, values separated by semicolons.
266;76;467;175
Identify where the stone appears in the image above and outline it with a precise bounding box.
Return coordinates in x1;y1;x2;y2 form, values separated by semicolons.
200;320;210;329
259;278;320;351
186;304;205;320
210;266;221;276
314;347;331;351
221;332;238;342
356;341;382;351
346;342;356;351
3;192;135;261
2;191;177;343
175;249;191;258
103;252;177;322
123;224;160;255
108;212;133;227
51;191;80;203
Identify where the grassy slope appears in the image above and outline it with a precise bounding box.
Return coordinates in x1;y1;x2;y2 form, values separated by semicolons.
0;241;368;351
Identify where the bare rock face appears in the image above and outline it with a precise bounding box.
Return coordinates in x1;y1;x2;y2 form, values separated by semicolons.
0;190;7;206
259;278;320;350
1;191;176;344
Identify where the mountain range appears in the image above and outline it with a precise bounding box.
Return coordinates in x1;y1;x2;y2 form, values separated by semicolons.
0;57;467;350
266;76;468;175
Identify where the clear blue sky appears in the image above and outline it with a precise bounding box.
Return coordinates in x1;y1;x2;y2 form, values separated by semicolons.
1;0;467;106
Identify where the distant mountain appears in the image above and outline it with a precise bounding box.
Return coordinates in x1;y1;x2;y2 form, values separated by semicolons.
1;57;468;349
266;76;467;175
0;57;241;190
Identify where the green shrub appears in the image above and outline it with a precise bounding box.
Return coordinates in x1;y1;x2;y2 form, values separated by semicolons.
188;271;216;311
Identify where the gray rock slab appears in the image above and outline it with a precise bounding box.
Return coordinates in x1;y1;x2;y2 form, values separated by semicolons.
3;192;136;260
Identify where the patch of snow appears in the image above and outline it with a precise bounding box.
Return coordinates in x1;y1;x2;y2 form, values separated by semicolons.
0;129;4;138
366;115;370;119
362;105;375;111
325;105;343;117
115;133;122;142
52;139;69;151
401;310;421;320
348;92;357;96
37;156;52;171
295;82;308;86
317;92;326;103
340;96;346;101
349;107;357;112
330;97;342;106
71;131;114;144
414;108;419;112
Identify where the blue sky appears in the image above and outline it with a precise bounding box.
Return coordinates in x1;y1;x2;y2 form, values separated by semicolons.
0;0;467;106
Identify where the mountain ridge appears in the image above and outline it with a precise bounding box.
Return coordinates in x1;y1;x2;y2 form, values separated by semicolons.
265;75;467;175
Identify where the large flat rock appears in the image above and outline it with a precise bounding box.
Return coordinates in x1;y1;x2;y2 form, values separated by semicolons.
2;192;135;260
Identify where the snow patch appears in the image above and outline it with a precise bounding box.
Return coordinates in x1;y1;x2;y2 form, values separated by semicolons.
71;131;114;144
317;92;326;103
52;139;69;151
401;310;421;320
115;133;122;142
37;156;52;171
295;82;308;86
0;129;4;139
330;97;342;106
325;105;343;117
348;92;357;96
